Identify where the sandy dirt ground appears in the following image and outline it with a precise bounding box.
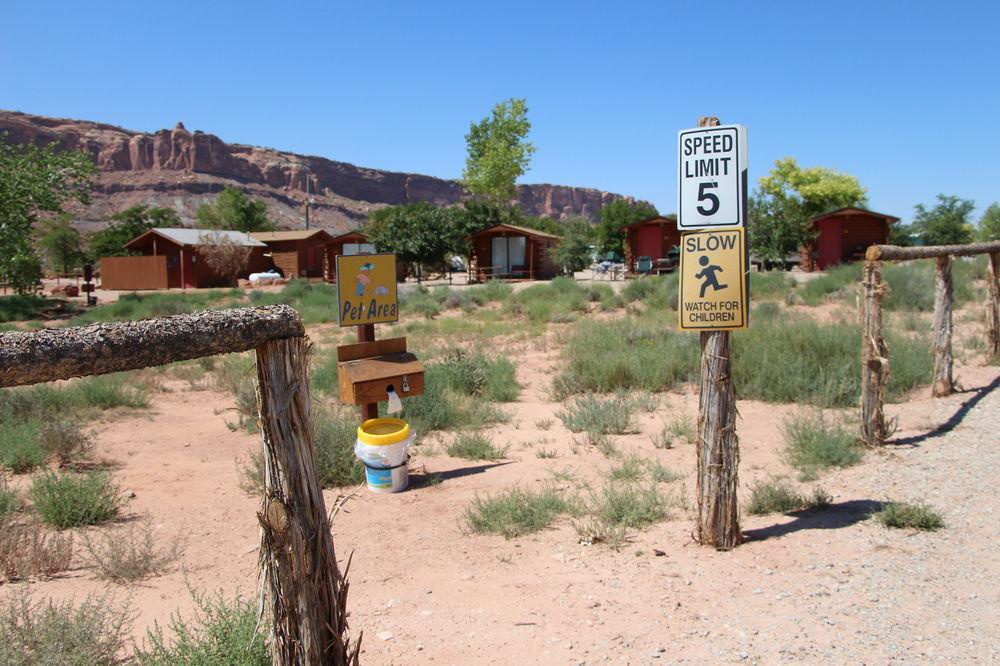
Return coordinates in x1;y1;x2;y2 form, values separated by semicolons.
4;309;999;664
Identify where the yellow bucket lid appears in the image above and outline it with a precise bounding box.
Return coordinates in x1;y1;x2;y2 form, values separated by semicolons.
357;418;410;446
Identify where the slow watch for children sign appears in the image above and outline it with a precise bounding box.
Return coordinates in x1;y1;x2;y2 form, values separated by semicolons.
679;228;748;330
336;253;399;326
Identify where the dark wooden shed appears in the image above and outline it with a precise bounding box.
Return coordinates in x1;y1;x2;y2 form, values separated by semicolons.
251;229;337;280
111;228;271;289
468;224;561;282
622;216;681;276
804;207;899;271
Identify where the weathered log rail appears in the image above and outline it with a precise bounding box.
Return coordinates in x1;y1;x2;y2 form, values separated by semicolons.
861;242;1000;447
0;305;360;665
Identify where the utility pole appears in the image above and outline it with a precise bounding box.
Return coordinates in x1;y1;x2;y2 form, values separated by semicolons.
304;170;311;230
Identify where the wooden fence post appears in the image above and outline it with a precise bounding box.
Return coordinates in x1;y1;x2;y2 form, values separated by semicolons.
931;255;954;397
693;115;740;550
987;252;1000;359
256;337;360;666
860;259;888;447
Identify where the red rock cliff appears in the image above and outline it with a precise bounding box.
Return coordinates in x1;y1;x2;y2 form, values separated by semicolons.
0;111;638;233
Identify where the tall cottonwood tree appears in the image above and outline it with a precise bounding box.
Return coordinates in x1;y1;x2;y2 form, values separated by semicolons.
196;186;274;233
749;158;867;263
462;98;536;207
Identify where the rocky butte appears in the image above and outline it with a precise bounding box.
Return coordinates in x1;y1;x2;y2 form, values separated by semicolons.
0;110;640;234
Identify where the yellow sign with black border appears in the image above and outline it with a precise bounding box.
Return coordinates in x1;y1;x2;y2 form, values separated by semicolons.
678;228;748;331
336;253;399;326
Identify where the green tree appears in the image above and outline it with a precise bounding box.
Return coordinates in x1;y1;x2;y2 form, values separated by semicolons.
87;204;180;259
750;157;867;263
367;203;480;275
594;199;658;256
977;202;1000;241
37;215;85;274
0;134;95;293
550;218;593;274
196;186;274;233
912;194;975;246
462;98;536;206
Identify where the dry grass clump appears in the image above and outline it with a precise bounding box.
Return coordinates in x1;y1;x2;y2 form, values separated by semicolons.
464;486;571;539
30;472;124;529
447;432;509;461
0;523;74;581
0;593;132;665
37;418;92;465
745;476;832;516
83;519;184;583
875;501;944;531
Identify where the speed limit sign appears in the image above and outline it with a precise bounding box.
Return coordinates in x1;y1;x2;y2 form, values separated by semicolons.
677;124;747;230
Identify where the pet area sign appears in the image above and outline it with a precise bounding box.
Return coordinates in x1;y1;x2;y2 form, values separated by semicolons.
336;253;399;326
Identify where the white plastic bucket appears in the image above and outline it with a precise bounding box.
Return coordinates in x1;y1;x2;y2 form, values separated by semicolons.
354;418;415;494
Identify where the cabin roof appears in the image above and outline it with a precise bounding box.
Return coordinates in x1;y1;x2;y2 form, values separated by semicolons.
250;229;336;243
621;215;677;232
810;207;900;225
469;223;562;241
124;228;267;249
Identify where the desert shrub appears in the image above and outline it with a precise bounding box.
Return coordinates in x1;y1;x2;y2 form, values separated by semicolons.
402;354;509;434
733;316;932;407
0;594;132;665
135;593;268;665
609;455;680;483
750;272;795;300
447;433;508;461
798;264;861;305
621;274;680;311
248;281;340;325
473;280;514;302
310;351;339;396
592;483;668;530
0;422;45;473
83;519;183;583
882;260;974;312
63;374;149;410
554;316;700;397
211;353;258;432
783;412;862;479
0;294;79;322
313;409;365;487
746;476;803;515
875;501;944;531
71;290;235;325
237;447;265;495
431;349;519;402
503;279;595;323
754;301;781;320
0;524;74;581
30;472;123;529
0;476;15;521
400;287;442;319
465;486;569;538
38;418;92;465
557;393;638;436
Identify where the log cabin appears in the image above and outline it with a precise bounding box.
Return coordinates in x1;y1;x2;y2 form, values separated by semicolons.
468;224;561;282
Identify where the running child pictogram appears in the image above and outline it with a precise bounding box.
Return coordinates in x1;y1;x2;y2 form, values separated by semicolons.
695;255;728;297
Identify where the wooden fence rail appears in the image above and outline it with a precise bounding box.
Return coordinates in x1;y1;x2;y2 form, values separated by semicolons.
0;305;360;665
860;241;1000;447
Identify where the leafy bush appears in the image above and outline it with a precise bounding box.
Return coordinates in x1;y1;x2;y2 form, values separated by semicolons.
447;433;508;461
83;519;183;583
0;594;131;665
782;412;862;479
875;501;944;531
0;524;74;581
465;487;569;538
135;593;268;665
30;472;123;528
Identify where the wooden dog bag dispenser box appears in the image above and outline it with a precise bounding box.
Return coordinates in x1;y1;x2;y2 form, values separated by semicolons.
336;337;424;406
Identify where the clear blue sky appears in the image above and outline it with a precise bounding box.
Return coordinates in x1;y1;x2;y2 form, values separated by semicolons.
2;1;998;224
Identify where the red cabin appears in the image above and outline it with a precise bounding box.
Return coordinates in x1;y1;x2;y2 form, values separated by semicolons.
622;216;681;276
468;224;560;281
804;207;899;271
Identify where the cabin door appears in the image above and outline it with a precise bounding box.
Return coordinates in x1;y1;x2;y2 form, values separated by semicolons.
491;237;509;275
